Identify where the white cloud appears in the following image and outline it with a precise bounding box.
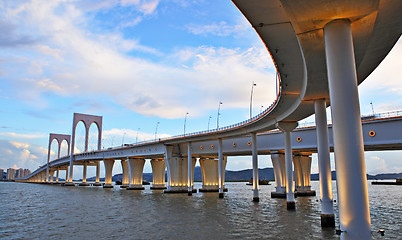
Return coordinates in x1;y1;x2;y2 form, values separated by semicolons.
0;140;46;170
359;37;402;113
0;132;46;140
185;21;248;37
1;1;276;119
365;151;402;174
120;0;159;15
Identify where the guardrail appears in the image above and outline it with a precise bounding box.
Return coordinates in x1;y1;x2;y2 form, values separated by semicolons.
297;110;402;128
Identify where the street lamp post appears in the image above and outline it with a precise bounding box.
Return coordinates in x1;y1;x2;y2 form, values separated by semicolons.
207;116;212;131
217;102;222;129
370;102;375;116
155;122;160;140
260;105;264;113
250;82;257;118
184;112;189;135
136;128;140;144
122;132;126;146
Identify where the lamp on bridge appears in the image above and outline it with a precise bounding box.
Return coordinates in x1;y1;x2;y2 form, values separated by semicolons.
217;101;222;129
184;112;189;135
155;122;160;140
122;132;126;146
250;82;257;118
136;128;140;144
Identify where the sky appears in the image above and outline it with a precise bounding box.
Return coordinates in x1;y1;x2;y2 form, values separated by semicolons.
0;0;401;179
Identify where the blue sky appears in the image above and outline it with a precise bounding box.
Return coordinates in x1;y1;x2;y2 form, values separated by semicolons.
0;0;401;179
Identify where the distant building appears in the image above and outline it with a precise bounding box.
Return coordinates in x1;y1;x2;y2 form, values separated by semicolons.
0;169;4;180
7;168;16;180
16;168;25;178
24;169;31;177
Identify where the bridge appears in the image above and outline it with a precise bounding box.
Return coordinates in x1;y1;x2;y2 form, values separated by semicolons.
15;1;402;239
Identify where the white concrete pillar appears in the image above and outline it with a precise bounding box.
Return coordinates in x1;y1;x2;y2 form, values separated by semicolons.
121;159;130;188
103;160;115;188
293;155;314;194
40;172;45;182
315;98;335;227
45;168;49;183
165;156;196;193
277;122;298;209
293;155;303;190
199;157;227;192
271;153;286;196
127;158;145;190
251;132;259;202
324;19;371;239
55;169;59;183
150;159;166;189
79;161;89;186
93;161;101;186
83;161;88;182
218;138;225;198
65;168;69;183
65;162;74;186
49;169;55;183
187;142;193;195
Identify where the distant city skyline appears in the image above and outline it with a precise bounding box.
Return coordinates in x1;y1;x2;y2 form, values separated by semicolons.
0;1;401;179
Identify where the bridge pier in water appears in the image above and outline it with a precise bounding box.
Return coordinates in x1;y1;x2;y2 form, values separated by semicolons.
127;158;145;190
150;159;166;189
277;122;298;210
218;138;225;198
164;145;196;193
55;168;59;183
187;142;193;196
314;99;335;227
251;133;259;202
48;169;56;184
103;160;115;188
65;168;69;184
324;19;371;239
293;154;315;196
93;162;102;186
271;153;286;198
120;159;129;188
199;157;227;192
79;161;90;186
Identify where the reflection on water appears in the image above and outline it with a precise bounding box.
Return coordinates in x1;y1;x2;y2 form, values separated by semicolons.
0;181;400;239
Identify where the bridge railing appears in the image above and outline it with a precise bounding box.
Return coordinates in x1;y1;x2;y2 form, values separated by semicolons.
297;110;402;128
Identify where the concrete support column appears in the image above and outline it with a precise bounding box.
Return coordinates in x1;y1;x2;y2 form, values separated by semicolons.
218;138;225;198
187;142;193;196
93;161;102;186
103;160;115;188
164;156;196;193
55;169;59;183
315;99;335;227
65;162;75;186
49;169;55;183
120;159;130;188
293;155;315;196
271;153;286;197
277;122;298;209
199;157;227;192
150;159;166;189
164;144;196;193
79;161;90;186
324;19;371;238
127;158;145;190
251;132;259;202
65;168;69;183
